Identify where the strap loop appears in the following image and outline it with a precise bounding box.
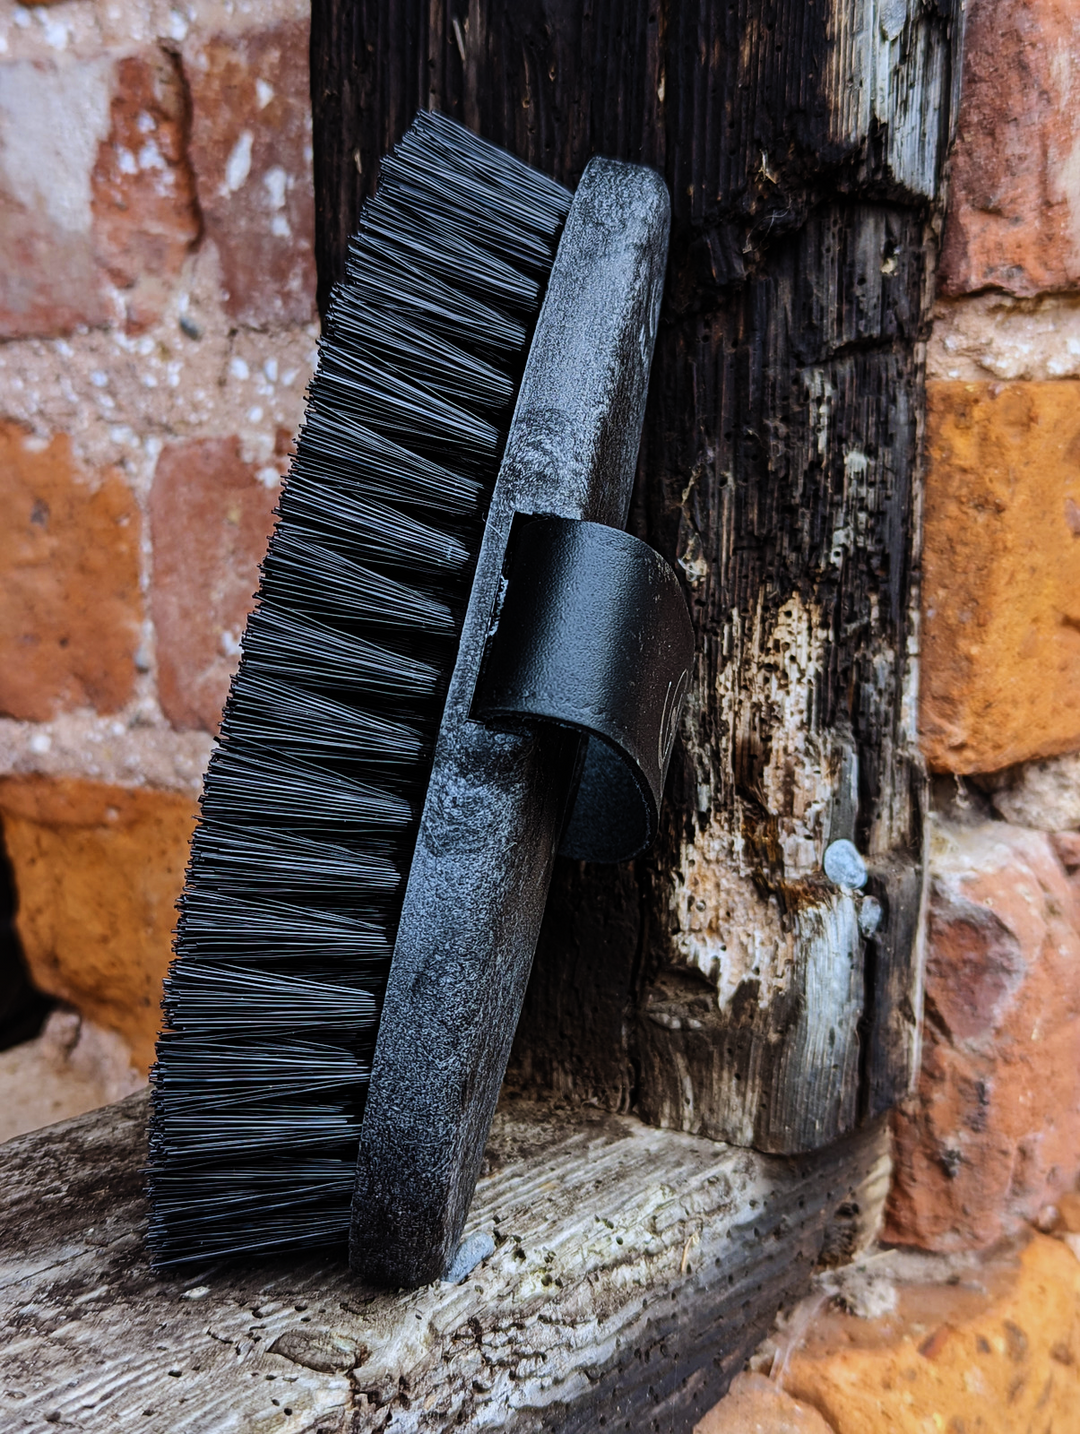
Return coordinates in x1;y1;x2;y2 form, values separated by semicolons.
473;516;694;862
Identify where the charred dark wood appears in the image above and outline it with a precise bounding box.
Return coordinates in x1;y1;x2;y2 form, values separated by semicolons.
310;1;962;1151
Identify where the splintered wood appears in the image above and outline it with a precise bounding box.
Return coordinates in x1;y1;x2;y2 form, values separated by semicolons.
0;1094;886;1432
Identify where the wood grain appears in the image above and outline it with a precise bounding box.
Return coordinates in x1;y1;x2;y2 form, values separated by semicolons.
0;1094;887;1432
310;0;963;1151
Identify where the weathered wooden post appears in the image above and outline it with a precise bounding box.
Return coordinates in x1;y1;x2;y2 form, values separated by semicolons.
311;1;963;1158
0;7;967;1430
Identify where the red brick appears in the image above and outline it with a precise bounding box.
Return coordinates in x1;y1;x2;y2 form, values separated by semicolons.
920;381;1080;773
150;436;280;732
885;823;1080;1251
0;776;196;1073
940;0;1080;298
186;20;316;328
91;49;200;333
0;421;142;721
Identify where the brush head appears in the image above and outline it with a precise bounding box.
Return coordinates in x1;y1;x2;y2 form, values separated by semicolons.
146;113;572;1268
346;156;674;1287
147;115;681;1286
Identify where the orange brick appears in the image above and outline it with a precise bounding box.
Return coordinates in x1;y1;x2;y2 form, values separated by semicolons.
149;435;280;732
781;1234;1080;1434
0;422;143;721
940;0;1080;297
0;776;196;1073
920;381;1080;773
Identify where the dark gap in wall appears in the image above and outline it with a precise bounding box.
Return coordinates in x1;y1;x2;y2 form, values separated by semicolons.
0;824;53;1053
929;772;997;826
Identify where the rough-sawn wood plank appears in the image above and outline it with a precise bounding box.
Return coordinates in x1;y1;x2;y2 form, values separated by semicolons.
1;1093;886;1432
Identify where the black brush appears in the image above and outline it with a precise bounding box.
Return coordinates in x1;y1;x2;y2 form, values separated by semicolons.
148;112;691;1287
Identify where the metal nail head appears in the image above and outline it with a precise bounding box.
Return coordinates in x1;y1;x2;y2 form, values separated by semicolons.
823;839;868;890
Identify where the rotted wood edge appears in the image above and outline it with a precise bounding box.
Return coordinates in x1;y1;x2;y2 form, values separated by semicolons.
1;1091;888;1433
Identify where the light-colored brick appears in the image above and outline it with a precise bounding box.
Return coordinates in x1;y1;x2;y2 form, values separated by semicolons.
0;421;143;722
0;53;113;337
0;47;199;339
982;750;1080;830
0;1008;145;1144
920;381;1080;773
0;776;196;1073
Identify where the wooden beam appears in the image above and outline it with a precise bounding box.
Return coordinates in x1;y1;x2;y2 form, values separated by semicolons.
1;1094;887;1432
310;0;964;1157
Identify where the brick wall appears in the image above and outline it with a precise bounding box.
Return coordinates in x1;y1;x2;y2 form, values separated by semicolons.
0;0;315;1072
888;0;1080;1250
1;0;1079;1261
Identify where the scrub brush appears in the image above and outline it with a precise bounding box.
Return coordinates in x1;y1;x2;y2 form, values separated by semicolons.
147;111;691;1288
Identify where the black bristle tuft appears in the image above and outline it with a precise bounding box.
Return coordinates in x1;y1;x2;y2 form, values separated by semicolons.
219;677;428;768
147;113;571;1267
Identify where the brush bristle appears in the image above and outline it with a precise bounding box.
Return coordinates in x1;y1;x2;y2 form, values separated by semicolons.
147;112;571;1266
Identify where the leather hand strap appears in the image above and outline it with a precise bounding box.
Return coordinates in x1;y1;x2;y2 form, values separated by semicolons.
473;516;694;862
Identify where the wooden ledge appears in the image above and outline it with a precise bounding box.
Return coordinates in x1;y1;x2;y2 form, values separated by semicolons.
0;1092;886;1433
